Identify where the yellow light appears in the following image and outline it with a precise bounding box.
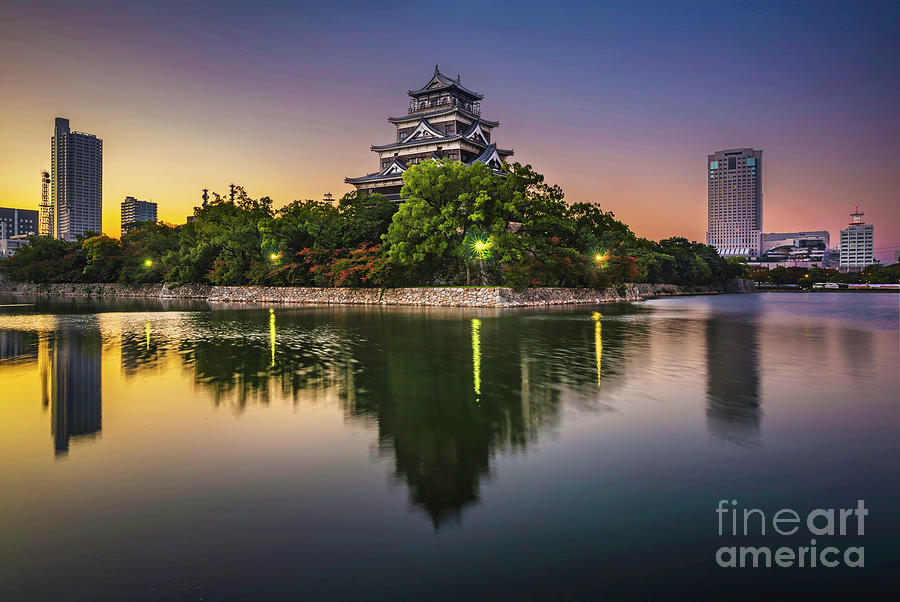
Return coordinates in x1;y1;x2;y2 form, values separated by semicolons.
145;322;150;351
269;308;276;367
592;312;602;387
270;252;280;262
471;318;481;397
144;258;153;267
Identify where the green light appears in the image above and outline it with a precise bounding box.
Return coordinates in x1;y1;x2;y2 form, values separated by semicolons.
592;312;602;387
471;318;481;397
471;237;492;259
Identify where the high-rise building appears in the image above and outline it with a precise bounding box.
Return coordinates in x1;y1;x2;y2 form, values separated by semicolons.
706;148;763;257
51;117;102;241
120;196;158;236
345;65;514;200
839;205;874;271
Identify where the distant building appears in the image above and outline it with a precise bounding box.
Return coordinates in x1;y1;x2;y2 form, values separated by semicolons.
759;231;830;262
706;148;763;257
120;196;158;236
0;207;38;238
52;117;103;240
840;205;874;271
0;207;38;258
345;65;514;200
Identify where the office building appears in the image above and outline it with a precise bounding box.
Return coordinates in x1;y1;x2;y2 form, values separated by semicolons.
51;117;103;241
346;65;514;200
839;205;874;271
0;207;38;258
120;196;158;236
706;148;763;257
0;207;38;238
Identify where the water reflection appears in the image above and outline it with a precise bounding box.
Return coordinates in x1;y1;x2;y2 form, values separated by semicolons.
705;316;761;448
50;320;103;457
0;328;38;364
3;302;787;521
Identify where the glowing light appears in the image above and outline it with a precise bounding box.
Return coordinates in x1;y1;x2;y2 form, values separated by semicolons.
471;237;492;259
592;312;602;387
594;250;610;267
269;308;276;367
270;252;280;262
471;318;482;397
144;258;153;267
145;322;150;351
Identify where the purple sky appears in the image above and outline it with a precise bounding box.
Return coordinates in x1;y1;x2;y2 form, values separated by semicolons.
1;0;897;260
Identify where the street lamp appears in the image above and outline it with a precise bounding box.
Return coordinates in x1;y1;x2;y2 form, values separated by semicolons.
471;237;491;259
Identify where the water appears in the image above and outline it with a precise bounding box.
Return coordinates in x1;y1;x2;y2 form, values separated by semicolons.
0;293;897;599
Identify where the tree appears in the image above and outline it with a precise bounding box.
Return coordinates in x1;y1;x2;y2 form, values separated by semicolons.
81;235;124;282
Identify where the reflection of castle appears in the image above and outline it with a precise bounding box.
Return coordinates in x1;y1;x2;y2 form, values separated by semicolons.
172;307;644;527
705;318;761;447
50;327;102;456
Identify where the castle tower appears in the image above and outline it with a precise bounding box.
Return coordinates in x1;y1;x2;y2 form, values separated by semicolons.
345;66;514;200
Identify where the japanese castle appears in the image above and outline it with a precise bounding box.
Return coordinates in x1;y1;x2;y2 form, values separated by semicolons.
345;66;514;200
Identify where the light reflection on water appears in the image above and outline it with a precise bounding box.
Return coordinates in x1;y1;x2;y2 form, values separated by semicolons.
0;293;897;599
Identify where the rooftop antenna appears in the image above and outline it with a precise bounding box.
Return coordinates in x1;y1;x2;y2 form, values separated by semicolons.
201;188;209;207
850;203;864;225
229;183;235;202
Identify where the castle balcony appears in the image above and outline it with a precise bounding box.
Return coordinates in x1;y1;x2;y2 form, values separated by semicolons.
409;96;480;116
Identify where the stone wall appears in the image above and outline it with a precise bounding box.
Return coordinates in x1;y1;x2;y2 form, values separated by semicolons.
0;280;753;308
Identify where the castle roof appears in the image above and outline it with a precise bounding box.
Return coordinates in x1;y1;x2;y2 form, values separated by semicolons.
408;65;483;100
387;107;499;127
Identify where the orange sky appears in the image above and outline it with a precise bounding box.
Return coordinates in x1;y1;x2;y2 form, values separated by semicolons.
0;1;897;259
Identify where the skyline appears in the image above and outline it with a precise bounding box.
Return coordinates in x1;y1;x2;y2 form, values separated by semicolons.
1;1;898;261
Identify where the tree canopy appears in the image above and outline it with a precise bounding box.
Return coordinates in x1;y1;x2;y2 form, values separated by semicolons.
1;160;751;289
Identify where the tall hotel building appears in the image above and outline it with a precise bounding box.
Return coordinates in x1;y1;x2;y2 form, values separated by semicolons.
51;117;102;240
120;196;158;236
706;148;763;257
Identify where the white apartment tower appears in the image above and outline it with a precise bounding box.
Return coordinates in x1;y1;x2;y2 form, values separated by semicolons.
839;205;874;271
706;148;763;257
52;117;103;241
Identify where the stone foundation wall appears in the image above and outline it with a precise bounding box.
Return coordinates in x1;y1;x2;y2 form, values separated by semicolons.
0;280;753;308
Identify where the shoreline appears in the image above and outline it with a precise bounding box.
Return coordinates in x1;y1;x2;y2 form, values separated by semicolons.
0;279;754;308
757;288;898;294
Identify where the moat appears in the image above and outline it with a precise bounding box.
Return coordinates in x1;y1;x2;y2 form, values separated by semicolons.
1;293;897;599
